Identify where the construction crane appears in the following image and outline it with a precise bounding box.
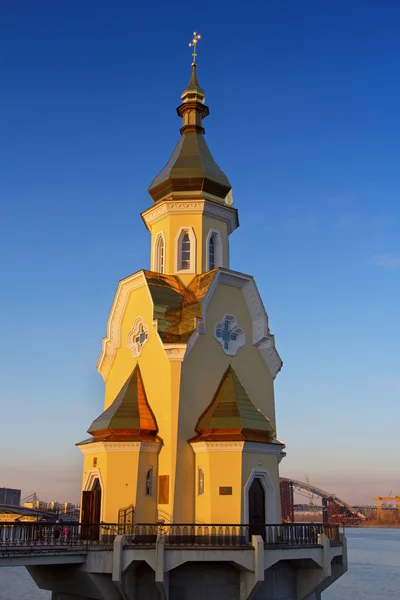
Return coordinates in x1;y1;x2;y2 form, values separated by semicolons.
373;495;400;520
21;492;37;505
305;475;314;507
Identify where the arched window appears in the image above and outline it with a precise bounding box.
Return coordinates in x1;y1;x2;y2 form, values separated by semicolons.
209;236;215;270
198;467;205;496
207;230;223;271
145;468;153;496
176;228;196;272
154;233;165;273
181;232;191;270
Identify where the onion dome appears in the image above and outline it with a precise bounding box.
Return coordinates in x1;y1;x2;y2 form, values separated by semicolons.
190;365;275;443
87;364;159;442
148;64;232;204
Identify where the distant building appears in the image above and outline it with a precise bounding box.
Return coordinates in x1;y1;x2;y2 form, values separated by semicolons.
23;500;46;510
0;488;21;506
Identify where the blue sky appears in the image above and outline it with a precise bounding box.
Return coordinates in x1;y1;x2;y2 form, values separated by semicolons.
0;0;399;505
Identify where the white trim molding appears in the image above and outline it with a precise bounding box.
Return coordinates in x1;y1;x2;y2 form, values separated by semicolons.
97;271;148;380
184;269;282;377
152;231;166;273
163;343;187;362
206;228;223;270
190;440;285;457
98;267;281;378
243;467;278;525
141;199;239;235
190;441;245;453
175;226;197;274
78;441;162;454
127;316;149;358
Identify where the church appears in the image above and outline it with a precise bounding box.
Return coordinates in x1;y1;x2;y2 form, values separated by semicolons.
79;41;284;531
77;35;285;533
79;37;284;530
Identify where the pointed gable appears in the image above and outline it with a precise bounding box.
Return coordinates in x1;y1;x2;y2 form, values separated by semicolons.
190;365;275;443
88;364;159;442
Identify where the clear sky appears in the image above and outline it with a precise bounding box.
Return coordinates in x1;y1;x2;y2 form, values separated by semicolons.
0;0;399;506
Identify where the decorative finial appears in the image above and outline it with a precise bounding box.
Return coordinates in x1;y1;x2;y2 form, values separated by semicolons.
189;32;201;65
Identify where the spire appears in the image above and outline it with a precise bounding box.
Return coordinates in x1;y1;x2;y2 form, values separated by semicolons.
87;365;159;441
189;366;275;443
148;32;232;204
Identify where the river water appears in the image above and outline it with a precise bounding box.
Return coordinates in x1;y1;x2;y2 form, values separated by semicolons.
0;528;399;599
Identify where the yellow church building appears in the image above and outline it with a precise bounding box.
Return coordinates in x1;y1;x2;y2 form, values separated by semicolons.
77;47;285;534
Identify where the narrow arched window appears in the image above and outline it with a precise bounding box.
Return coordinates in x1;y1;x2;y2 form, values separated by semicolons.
207;230;223;270
154;234;165;273
145;468;153;496
181;231;191;270
198;467;205;496
209;235;216;270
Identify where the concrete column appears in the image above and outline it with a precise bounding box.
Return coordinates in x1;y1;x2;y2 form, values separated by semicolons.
155;534;169;600
239;535;264;600
112;535;129;600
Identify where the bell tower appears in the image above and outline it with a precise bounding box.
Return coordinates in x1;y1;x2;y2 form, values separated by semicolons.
142;34;238;284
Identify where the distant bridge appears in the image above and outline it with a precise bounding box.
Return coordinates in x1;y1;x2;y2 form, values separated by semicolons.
0;504;56;520
280;478;367;524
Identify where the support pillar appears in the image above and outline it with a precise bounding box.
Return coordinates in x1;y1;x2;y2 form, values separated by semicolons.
239;535;264;600
155;534;169;600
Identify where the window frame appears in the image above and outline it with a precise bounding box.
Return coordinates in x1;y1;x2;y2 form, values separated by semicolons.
198;467;205;496
176;227;196;274
145;467;153;497
153;231;166;274
206;229;223;271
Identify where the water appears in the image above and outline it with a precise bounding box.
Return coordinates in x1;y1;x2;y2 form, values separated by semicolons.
324;528;400;599
0;528;399;599
0;567;50;600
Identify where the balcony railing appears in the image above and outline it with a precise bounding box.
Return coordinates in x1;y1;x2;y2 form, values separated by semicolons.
0;522;341;552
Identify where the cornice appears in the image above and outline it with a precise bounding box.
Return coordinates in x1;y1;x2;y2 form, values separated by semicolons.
78;441;162;454
141;199;239;234
190;441;245;453
190;440;286;456
163;343;187;363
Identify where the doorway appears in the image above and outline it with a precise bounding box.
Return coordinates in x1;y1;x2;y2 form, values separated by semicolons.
81;477;102;540
248;478;266;539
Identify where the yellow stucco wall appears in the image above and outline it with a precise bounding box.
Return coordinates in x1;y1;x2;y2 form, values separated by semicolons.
149;211;230;281
241;451;282;523
100;281;183;522
80;446;160;523
193;447;282;525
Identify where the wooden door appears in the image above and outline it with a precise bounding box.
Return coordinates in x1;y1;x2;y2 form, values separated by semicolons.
81;479;101;540
249;478;265;539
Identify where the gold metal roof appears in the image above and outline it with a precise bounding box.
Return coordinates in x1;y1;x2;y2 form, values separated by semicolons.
148;64;231;204
87;364;159;441
144;269;218;343
190;365;275;443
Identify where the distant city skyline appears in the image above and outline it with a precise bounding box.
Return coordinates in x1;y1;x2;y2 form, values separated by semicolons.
1;0;399;506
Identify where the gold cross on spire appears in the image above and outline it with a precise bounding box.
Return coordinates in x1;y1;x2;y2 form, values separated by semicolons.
189;32;201;65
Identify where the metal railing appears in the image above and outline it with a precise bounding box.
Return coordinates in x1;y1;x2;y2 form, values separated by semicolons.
0;523;124;551
0;522;341;551
263;523;340;547
125;523;250;547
